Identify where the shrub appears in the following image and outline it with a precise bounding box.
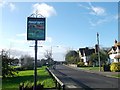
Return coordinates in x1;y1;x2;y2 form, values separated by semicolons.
19;81;43;90
110;62;120;72
77;62;85;67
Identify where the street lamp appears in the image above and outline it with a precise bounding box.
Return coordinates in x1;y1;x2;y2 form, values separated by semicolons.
49;46;59;68
50;46;59;59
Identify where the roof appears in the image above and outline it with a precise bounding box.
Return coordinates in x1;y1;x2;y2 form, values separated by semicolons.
114;42;120;46
114;54;120;59
79;47;95;56
108;41;120;54
114;40;120;46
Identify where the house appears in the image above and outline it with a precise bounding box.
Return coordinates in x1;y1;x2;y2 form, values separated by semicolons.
79;46;97;65
108;40;120;63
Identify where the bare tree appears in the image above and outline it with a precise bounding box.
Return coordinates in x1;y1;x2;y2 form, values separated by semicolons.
20;55;34;70
44;50;54;66
44;50;52;59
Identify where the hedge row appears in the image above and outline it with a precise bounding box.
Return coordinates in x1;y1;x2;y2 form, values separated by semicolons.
77;62;120;72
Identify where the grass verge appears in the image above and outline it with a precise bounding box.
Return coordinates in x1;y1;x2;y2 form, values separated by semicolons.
2;66;55;90
79;67;99;71
111;74;120;78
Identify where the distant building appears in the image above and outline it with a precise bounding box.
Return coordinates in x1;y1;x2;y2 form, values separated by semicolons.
108;40;120;63
79;47;96;65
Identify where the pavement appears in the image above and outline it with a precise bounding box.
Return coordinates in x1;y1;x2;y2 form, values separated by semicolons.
65;65;120;78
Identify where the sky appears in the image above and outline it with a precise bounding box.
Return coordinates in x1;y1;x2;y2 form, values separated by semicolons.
0;0;119;61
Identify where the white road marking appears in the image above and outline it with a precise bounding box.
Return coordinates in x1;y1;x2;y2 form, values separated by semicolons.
67;85;78;88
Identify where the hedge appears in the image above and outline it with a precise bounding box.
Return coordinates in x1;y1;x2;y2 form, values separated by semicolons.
77;62;85;67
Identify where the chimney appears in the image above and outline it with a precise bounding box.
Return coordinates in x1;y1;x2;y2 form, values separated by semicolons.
115;40;117;44
114;40;117;46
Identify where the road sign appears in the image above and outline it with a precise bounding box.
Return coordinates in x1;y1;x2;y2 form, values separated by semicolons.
27;17;46;40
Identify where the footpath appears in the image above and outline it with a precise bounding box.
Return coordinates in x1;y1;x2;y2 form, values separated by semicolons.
65;65;120;79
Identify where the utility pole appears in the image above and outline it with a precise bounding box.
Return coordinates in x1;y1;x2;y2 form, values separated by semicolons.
97;32;101;71
51;46;52;59
50;46;52;67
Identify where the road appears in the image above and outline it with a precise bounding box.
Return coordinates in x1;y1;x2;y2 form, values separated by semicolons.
50;64;119;90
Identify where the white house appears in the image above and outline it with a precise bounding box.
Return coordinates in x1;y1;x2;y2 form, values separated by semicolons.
108;40;120;63
79;47;96;65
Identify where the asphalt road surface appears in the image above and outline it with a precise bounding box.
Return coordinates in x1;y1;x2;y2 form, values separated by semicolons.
51;64;120;90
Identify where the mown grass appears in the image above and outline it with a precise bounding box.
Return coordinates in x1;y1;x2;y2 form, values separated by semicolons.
2;66;55;90
112;74;120;78
79;66;99;71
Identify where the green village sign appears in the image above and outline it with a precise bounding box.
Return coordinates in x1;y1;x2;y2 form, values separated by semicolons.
27;14;46;90
27;17;46;40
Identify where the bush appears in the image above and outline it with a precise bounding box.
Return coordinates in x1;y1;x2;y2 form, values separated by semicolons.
77;62;85;67
110;62;120;72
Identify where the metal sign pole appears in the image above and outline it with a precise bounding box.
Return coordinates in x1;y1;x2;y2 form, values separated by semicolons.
34;40;37;90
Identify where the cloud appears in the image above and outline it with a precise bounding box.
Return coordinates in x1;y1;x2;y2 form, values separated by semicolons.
89;18;107;27
88;2;106;16
32;3;56;18
9;3;16;11
0;0;16;12
114;14;120;20
46;36;52;43
89;7;106;16
8;38;27;44
79;2;106;16
79;3;117;27
78;4;90;10
0;0;6;8
16;33;26;37
89;15;117;27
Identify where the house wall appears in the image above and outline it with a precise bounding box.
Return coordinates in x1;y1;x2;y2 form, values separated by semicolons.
109;53;119;63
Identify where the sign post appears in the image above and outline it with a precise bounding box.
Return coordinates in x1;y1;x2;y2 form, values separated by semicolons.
27;14;46;90
34;40;37;90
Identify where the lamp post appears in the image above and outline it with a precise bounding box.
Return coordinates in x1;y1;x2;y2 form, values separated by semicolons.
49;46;59;59
51;46;59;66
